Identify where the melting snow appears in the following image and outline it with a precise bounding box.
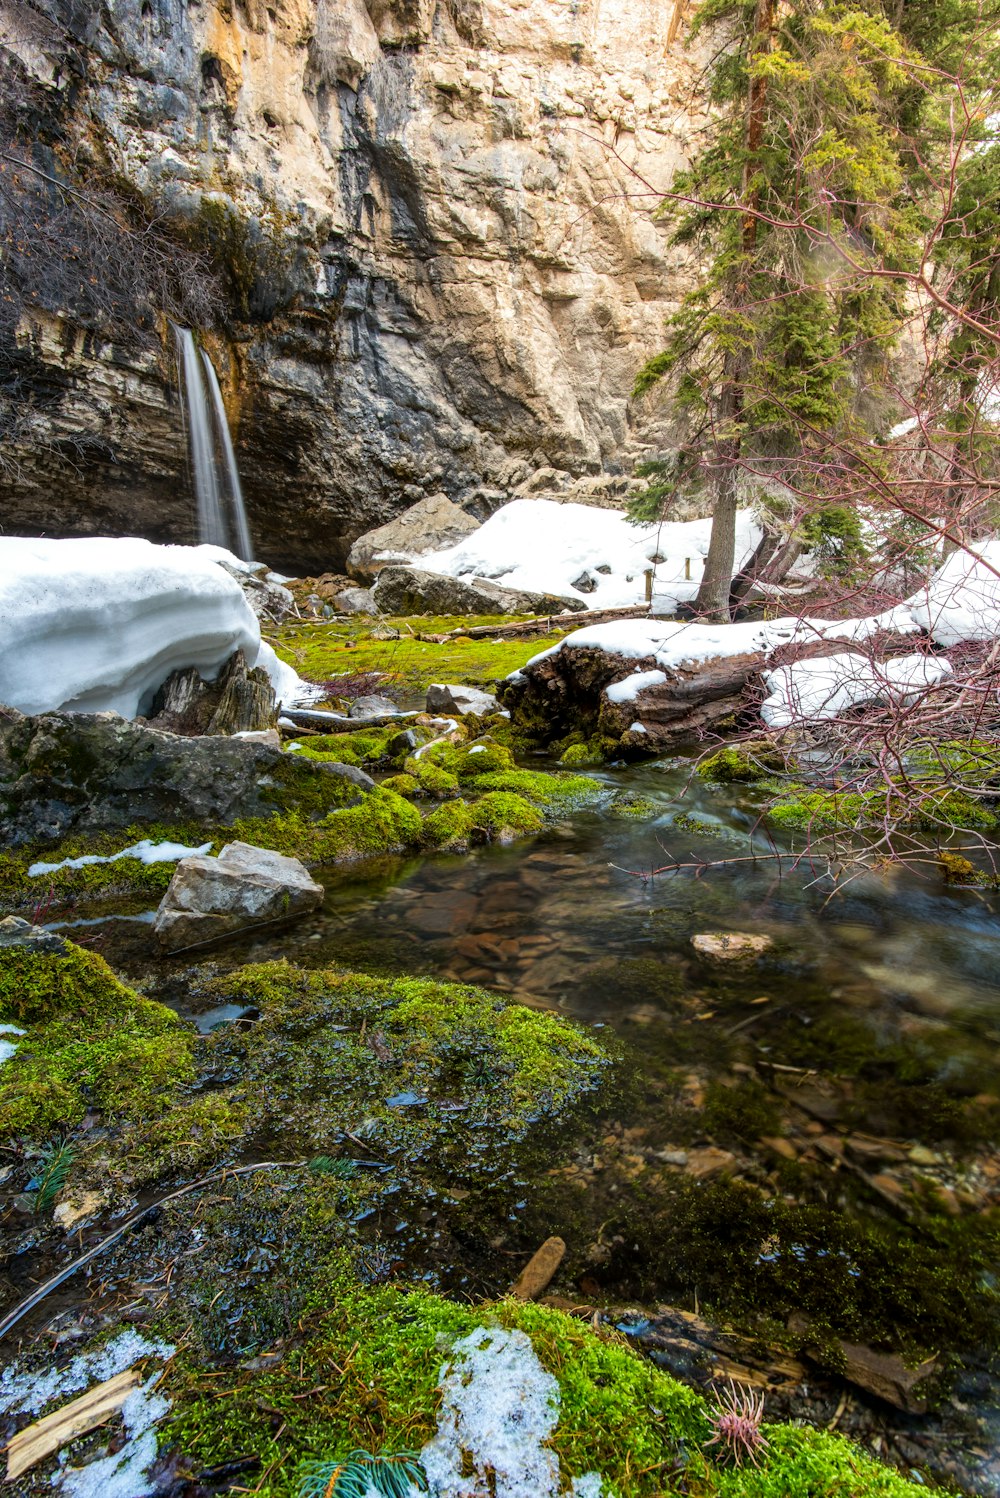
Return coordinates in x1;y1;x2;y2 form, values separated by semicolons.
606;670;668;703
28;839;212;879
761;653;953;729
419;1326;602;1498
0;1331;173;1416
0;1022;25;1067
0;537;311;718
416;499;761;612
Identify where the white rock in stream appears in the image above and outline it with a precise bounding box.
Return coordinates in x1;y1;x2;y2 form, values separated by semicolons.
153;841;324;951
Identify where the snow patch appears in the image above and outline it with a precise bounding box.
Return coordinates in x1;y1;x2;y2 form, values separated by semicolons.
28;839;212;879
0;537;313;719
606;670;667;703
420;1327;602;1498
55;1378;169;1498
904;541;1000;646
0;1331;173;1416
760;653;953;729
0;1022;25;1067
417;499;761;612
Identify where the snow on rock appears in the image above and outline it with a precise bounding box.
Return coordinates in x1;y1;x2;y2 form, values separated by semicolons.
0;537;310;718
420;1326;603;1498
905;541;1000;646
760;653;953;729
28;838;212;879
418;499;762;612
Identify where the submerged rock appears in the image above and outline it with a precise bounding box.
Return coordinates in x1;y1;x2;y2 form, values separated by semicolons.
691;933;773;963
372;565;586;617
154;842;324;951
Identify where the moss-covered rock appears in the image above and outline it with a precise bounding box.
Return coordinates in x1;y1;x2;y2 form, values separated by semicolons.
607;790;660;820
559;739;606;767
166;1264;936;1498
402;754;461;797
0;937;195;1139
421;799;475;849
697;740;786;784
120;962;609;1187
471;768;603;814
287;725;395;768
380;772;420;799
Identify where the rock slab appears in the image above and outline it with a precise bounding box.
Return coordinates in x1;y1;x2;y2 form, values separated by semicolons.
373;565;586;617
426;683;499;716
154;841;324;952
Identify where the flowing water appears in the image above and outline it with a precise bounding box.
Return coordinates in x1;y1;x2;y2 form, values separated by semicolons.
16;763;1000;1490
174;326;254;562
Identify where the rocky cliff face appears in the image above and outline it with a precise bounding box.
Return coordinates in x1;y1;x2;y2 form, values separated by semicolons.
0;0;708;571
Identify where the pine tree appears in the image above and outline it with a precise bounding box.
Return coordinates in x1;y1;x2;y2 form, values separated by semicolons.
633;0;927;618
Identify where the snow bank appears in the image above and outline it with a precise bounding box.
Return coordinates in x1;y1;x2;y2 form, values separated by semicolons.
0;538;309;718
420;1326;603;1498
761;653;953;729
417;499;762;612
904;540;1000;646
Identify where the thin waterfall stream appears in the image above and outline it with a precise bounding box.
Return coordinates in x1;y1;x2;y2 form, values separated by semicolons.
174;325;254;562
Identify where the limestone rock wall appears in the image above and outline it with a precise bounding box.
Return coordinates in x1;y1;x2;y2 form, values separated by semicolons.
0;0;709;571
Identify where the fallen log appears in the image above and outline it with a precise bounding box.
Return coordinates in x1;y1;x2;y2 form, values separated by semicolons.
442;605;652;642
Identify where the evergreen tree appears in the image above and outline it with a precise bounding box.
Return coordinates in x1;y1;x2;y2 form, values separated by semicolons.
633;0;928;617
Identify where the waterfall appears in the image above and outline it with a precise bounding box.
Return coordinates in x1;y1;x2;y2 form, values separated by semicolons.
174;326;254;562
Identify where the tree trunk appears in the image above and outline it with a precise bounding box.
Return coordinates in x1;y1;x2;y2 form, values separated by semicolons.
693;0;773;621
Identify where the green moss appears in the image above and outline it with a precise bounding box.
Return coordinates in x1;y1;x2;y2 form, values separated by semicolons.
607;790;660;820
559;740;606;767
768;784;999;834
0;941;195;1140
698;741;787;784
468;791;544;840
272;616;569;699
287;726;394;769
452;739;516;777
470;769;603;813
402;755;461;797
421;799;475;849
166;1267;932;1497
381;773;420;798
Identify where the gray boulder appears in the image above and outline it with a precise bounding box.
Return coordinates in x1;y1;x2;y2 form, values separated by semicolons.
214;560;296;623
348;694;401;719
332;587;378;615
426;683;499;716
0;712;373;848
372;566;586;617
154;842;324;952
347;493;479;584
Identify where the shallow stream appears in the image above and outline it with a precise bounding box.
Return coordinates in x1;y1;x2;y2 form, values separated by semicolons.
28;762;1000;1491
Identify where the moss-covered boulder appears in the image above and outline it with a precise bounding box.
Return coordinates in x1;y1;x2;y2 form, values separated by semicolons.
697;740;786;784
0;929;195;1140
0;712;370;848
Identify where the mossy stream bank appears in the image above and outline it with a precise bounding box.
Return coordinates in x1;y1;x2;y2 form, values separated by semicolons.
1;619;998;1496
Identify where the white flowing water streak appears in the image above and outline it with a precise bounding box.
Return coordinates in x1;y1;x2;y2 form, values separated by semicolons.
200;347;254;563
174;326;253;562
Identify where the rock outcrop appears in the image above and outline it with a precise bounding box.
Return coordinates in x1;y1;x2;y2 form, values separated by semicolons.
372;564;586;615
154;841;324;950
346;493;480;584
0;0;710;570
0;711;372;847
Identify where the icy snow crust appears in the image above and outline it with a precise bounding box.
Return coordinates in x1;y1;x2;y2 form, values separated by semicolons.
417;499;762;612
0;1331;174;1498
0;537;309;718
419;1327;602;1498
761;653;953;729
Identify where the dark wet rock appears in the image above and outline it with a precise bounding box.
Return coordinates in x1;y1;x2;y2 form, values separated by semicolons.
372;566;586;617
346;493;480;584
154;841;324;951
426;683;499;716
215;561;295;623
145;649;277;736
0;713;370;847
